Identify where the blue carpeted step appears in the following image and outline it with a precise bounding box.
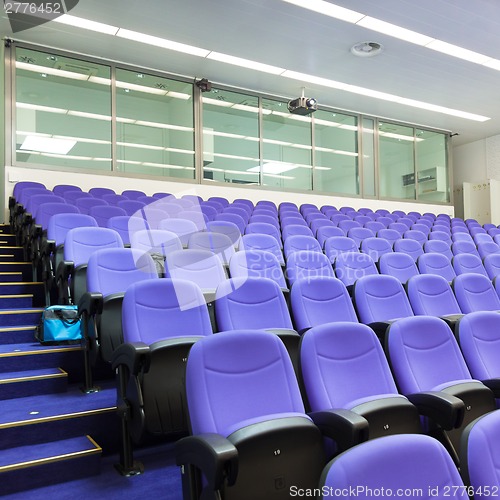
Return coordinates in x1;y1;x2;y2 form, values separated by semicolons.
0;343;82;379
0;326;37;344
0;263;33;281
0;283;45;307
0;294;34;309
0;368;68;400
0;272;23;282
0;383;119;453
0;247;25;260
0;234;17;246
0;435;102;495
0;308;43;327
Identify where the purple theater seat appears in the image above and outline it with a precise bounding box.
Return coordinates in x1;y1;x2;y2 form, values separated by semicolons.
417;252;456;282
378;252;419;283
228;250;286;289
452;273;500;313
393;238;423;261
175;329;326;499
286;250;335;286
386;315;496;465
333;252;378;288
290;276;358;334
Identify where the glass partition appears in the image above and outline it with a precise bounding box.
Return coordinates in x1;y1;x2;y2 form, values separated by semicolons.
115;68;194;179
416;129;449;202
378;122;416;200
314;110;358;195
9;44;452;205
202;88;259;184
15;47;112;171
261;98;312;191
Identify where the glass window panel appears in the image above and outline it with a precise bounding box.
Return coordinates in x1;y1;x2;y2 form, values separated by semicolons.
416;129;449;203
115;69;194;179
314;110;358;195
379;122;415;200
262;98;312;191
15;47;112;171
361;117;376;197
202;88;259;185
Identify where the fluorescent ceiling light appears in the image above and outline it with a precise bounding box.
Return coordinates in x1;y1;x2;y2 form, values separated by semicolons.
21;135;76;154
356;17;434;46
52;14;119;35
281;0;364;23
426;40;491;64
16;102;67;114
207;52;285;75
167;91;191;100
248;162;298;174
16;62;89;81
202;97;233;108
67;110;111;121
135;120;193;132
116;29;210;58
115;81;166;95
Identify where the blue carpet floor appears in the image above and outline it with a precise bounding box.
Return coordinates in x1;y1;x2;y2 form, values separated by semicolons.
2;441;183;499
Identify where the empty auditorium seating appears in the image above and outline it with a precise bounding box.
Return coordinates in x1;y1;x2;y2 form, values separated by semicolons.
378;252;419;283
386;315;496;464
112;278;213;474
452;253;488;277
300;322;421;442
320;434;465;496
286;250;335;286
453;273;500;312
334;252;378;289
175;330;326;499
290;276;358;333
417;252;456;282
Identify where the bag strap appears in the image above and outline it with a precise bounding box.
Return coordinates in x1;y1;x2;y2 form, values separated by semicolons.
53;309;80;325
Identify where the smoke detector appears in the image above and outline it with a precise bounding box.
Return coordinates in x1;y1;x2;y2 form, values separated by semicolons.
351;41;383;57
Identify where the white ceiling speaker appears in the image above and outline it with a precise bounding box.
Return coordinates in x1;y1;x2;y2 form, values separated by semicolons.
351;41;384;57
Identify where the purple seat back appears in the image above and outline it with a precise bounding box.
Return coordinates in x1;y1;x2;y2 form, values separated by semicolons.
286;250;334;285
301;322;399;410
281;224;314;241
290;277;358;332
239;233;284;265
188;231;235;265
347;227;375;248
378;252;419;283
88;205;127;227
353;274;413;324
245;222;282;247
360;237;392;261
386;316;472;394
417;253;456;282
158;218;199;246
423;239;453;260
122;279;212;345
452;253;488;277
215;277;292;331
483;253;500;280
316;226;344;248
406;274;462;316
75;197;108;215
165;249;227;291
186;330;305;436
453;273;500;313
458;311;500;381
48;213;98;246
321;434;464;494
393;238;423;261
86;247;158;296
283;235;322;259
89;187;115;198
64;227;124;267
130;229;183;256
35;202;78;230
228;250;286;289
334;252;378;287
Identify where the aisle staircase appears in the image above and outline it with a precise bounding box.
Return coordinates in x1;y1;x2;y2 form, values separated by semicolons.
0;224;119;496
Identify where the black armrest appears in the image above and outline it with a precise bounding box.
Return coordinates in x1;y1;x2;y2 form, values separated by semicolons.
40;239;56;258
176;433;239;490
308;409;369;452
407;391;465;430
31;223;43;240
111;342;150;374
78;292;104;317
56;260;75;284
481;379;500;398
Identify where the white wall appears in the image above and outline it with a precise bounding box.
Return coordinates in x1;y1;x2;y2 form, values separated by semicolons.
4;165;454;223
453;140;487;187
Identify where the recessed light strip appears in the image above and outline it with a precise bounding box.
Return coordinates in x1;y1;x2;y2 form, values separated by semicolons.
47;14;490;122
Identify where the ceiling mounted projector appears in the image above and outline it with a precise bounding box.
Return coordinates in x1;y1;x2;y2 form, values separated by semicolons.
287;96;318;115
